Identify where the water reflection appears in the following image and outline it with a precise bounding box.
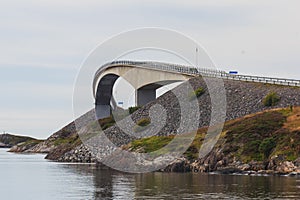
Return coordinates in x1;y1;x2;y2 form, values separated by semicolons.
52;161;300;200
63;165;296;199
63;163;300;199
2;148;298;200
61;164;136;199
133;173;300;199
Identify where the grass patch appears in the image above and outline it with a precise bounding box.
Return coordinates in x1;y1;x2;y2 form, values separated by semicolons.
98;116;115;130
189;87;205;101
130;136;174;152
128;106;141;114
263;92;281;107
53;135;80;146
133;118;151;132
222;110;286;161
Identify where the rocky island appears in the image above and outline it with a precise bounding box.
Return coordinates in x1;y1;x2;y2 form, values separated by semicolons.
0;133;42;149
0;142;10;148
8;77;300;175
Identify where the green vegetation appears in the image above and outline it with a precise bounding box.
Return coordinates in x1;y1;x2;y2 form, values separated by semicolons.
290;105;294;112
259;137;276;158
125;131;204;159
129;136;174;152
52;129;82;147
128;106;141;114
98;116;115;130
189;87;205;100
222;110;287;162
7;138;44;152
53;136;80;146
183;130;205;160
219;107;300;162
42;128;83;160
134;118;151;132
125;107;300;163
263;92;281;106
22;139;43;146
137;118;151;126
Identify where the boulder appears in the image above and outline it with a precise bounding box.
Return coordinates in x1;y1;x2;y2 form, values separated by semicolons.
293;157;300;167
276;161;296;174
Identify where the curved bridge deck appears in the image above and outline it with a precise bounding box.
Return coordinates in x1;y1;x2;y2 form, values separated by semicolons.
94;60;300;89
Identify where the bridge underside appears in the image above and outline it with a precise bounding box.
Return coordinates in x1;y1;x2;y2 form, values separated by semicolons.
95;74;119;119
137;80;177;106
95;66;190;119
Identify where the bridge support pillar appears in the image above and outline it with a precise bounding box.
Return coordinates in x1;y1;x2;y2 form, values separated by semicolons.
137;88;156;106
95;105;111;120
95;74;119;120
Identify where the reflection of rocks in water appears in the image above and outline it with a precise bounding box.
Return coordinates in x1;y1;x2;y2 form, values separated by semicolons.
53;164;300;199
133;173;300;199
93;166;136;200
93;166;113;200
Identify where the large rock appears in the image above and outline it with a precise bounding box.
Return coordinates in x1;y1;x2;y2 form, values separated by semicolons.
163;157;191;172
294;157;300;167
57;144;96;163
276;161;296;174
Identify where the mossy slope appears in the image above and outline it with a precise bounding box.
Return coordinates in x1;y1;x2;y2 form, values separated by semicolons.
126;107;300;163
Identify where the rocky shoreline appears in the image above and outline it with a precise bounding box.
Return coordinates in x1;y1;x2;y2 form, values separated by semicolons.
50;141;300;176
161;155;300;176
0;143;11;148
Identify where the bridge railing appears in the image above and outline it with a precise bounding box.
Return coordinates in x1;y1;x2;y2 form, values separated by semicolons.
95;60;300;87
219;74;300;87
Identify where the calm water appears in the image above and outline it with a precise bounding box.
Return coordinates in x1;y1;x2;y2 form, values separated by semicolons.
0;148;300;200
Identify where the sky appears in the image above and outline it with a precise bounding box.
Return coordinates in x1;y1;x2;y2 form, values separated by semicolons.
0;0;300;139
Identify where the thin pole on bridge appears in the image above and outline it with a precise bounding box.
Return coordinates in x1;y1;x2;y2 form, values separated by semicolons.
195;47;198;69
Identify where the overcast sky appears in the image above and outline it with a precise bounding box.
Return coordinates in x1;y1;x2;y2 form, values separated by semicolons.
1;0;300;138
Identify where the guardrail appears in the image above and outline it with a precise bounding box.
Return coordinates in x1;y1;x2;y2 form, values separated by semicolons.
94;60;300;88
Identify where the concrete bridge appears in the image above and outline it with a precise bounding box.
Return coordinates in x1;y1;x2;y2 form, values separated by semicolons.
93;60;300;119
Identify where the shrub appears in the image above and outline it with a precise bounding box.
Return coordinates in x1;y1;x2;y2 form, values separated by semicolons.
98;116;115;130
189;87;205;100
137;118;151;126
134;118;151;132
102;122;115;130
263;92;280;107
244;140;261;155
259;138;276;158
128;106;141;114
194;87;205;97
290;105;293;112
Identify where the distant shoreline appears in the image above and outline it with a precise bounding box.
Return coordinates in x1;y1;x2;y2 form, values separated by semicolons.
0;144;11;148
